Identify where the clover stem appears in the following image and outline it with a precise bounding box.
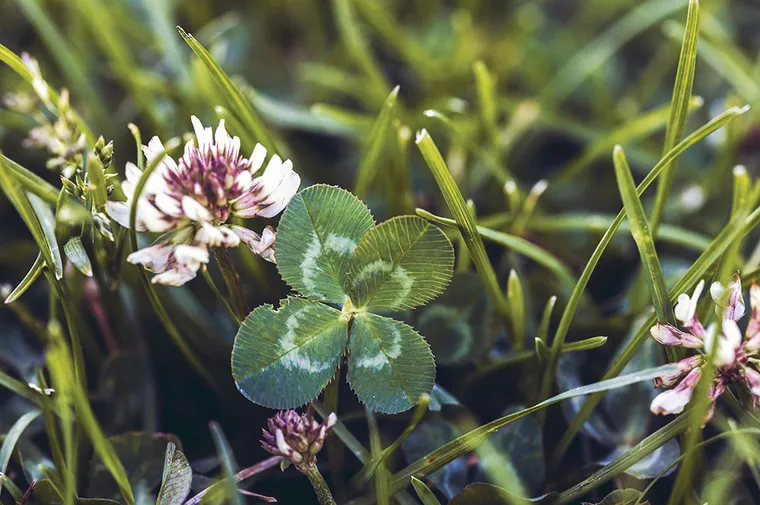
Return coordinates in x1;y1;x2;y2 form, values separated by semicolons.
305;465;337;505
212;247;248;321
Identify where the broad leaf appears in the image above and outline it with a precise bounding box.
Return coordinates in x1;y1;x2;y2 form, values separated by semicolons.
347;312;435;413
232;297;348;409
156;443;192;505
276;185;374;303
346;216;454;310
489;407;545;493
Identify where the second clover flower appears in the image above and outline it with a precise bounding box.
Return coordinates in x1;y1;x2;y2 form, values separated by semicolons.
107;116;299;285
649;274;760;424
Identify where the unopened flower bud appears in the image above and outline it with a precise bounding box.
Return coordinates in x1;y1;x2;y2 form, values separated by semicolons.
260;410;337;473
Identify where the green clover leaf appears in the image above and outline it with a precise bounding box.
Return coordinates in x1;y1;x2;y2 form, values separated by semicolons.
232;185;453;413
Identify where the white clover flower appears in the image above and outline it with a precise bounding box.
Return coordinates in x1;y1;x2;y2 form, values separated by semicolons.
650;274;760;424
107;116;300;286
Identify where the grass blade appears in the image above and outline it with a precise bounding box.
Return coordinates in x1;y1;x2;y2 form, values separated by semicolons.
354;86;400;199
416;209;576;293
209;422;242;505
535;104;747;447
391;363;680;491
650;0;700;231
553;203;760;466
5;252;45;303
541;0;687;104
416;130;511;329
613;145;674;324
28;193;63;280
411;477;441;505
178;27;280;153
1;154;61;206
507;270;526;350
555;413;691;503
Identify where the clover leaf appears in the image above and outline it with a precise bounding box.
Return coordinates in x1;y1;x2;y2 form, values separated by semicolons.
231;184;454;413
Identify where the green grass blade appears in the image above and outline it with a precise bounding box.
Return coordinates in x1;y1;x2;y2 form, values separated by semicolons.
391;363;680;491
331;0;389;106
5;252;45;303
28;193;63;280
1;154;63;205
0;369;49;407
650;0;700;231
416;209;576;293
366;410;391;505
415;130;511;327
555;413;691;504
541;0;687;104
613;145;674;324
411;477;441;505
552;97;702;185
524;213;712;252
209;422;242;505
178;27;280;153
0;410;42;475
474;61;498;138
354;86;400;198
536;104;747;440
507;270;526;350
553;203;760;466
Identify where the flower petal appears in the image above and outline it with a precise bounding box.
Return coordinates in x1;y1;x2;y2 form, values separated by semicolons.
181;196;211;222
711;274;745;322
649;323;703;348
674;280;706;335
654;355;704;388
746;283;760;345
105;201;134;230
746;367;760;407
650;368;701;415
250;144;267;172
231;225;277;263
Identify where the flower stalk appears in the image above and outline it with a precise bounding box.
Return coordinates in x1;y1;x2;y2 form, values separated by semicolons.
305;465;337;505
211;247;248;321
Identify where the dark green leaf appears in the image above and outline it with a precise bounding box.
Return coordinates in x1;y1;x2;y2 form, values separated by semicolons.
347;313;435;414
346;216;454;310
232;297;347;409
276;185;374;303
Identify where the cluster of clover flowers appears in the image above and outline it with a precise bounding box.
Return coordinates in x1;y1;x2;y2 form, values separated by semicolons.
650;274;760;423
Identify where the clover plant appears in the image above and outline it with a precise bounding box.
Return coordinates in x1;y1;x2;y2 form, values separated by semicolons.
231;184;454;413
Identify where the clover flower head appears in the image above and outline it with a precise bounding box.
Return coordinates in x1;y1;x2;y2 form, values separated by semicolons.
260;410;337;473
650;274;760;424
106;116;300;286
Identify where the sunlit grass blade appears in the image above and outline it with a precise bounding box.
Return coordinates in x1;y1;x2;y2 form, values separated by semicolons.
555;413;691;504
552;97;702;184
69;0;160;130
553;203;760;466
473;61;497;138
507;270;526;350
354;86;400;198
416;209;576;293
1;154;62;205
650;0;700;231
613;145;674;324
535;104;747;445
178;27;280;153
5;252;45;303
0;369;49;407
415;130;511;328
47;339;136;505
541;0;688;104
535;296;556;364
411;477;441;505
391;363;680;491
